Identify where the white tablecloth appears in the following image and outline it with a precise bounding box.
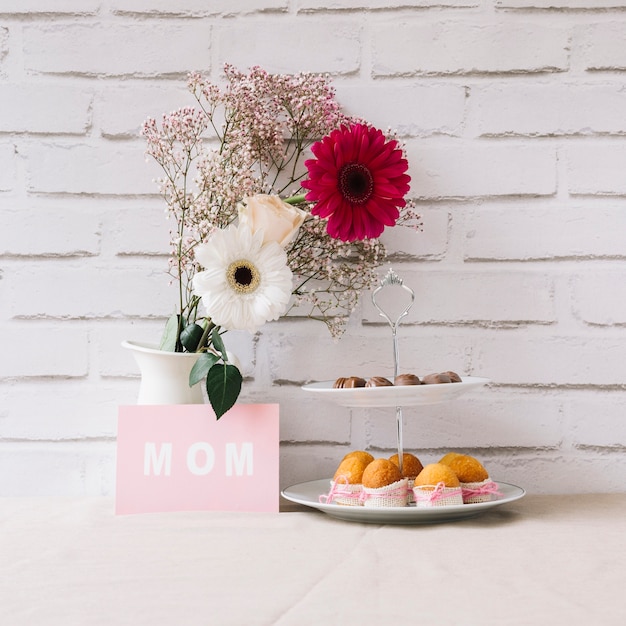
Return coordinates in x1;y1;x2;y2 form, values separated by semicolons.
1;494;625;625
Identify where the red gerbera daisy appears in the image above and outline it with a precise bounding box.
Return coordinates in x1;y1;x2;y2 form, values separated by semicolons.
301;123;411;242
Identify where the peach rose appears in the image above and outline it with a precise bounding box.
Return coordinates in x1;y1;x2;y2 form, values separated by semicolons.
238;194;307;248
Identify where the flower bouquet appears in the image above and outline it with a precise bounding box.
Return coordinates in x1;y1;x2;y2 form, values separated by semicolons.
142;64;419;419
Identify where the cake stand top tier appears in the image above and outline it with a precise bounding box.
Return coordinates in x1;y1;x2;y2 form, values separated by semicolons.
301;376;490;408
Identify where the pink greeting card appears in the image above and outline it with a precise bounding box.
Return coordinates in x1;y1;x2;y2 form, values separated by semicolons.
116;404;279;515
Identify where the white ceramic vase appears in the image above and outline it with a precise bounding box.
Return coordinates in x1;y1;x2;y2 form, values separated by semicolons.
122;340;205;405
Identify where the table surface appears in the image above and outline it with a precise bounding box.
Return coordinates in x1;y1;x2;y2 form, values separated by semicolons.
1;494;625;626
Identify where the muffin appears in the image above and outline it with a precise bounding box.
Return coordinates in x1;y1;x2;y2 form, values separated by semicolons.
440;454;488;483
413;463;463;507
389;453;424;479
361;459;408;508
438;451;464;465
362;458;402;488
325;454;372;506
389;452;424;504
414;463;460;489
342;450;375;466
333;454;370;484
440;454;500;503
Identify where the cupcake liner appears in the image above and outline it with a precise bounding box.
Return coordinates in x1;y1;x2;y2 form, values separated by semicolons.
319;477;363;506
413;482;464;508
361;478;408;508
461;478;502;504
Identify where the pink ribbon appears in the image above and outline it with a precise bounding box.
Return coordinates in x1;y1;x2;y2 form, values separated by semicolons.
319;475;361;505
462;481;502;499
413;481;463;503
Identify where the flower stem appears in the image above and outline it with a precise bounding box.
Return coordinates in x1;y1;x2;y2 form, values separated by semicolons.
196;318;215;353
284;193;306;205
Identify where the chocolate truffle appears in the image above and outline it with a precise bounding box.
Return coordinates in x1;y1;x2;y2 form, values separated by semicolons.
394;373;422;386
422;373;452;384
343;376;366;388
365;376;393;387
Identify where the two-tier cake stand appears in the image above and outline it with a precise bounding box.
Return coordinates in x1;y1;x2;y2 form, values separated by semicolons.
282;269;525;524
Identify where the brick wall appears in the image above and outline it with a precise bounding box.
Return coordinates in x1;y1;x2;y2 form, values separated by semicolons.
1;0;625;496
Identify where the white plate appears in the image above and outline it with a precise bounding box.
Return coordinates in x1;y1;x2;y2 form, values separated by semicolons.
282;478;525;525
301;376;491;407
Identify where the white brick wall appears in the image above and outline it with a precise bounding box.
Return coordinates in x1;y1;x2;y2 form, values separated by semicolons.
1;0;625;496
372;22;570;76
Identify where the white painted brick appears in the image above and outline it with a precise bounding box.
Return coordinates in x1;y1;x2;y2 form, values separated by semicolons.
474;334;626;386
582;23;626;71
373;22;569;76
268;387;351;444
25;141;156;195
0;143;16;191
0;271;7;317
23;23;210;77
506;451;626;494
0;380;128;439
380;208;448;260
367;389;564;449
406;142;557;199
567;144;626;196
0;207;100;256
2;3;626;497
573;271;626;326
0;26;8;62
300;0;477;7
491;454;626;494
280;446;346;490
497;0;626;7
95;320;175;377
0;84;92;134
106;202;170;256
472;84;626;137
336;83;466;137
216;19;361;74
268;327;472;383
0;327;88;377
362;270;555;325
0;1;99;13
0;442;115;496
8;264;175;319
96;85;193;138
567;392;626;447
111;0;288;14
465;205;626;261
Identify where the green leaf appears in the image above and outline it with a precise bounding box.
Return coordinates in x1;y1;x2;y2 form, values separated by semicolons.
159;314;179;352
180;323;204;352
189;352;220;387
206;363;242;420
210;327;228;362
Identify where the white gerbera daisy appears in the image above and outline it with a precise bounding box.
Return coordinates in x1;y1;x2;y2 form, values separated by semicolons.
193;224;293;333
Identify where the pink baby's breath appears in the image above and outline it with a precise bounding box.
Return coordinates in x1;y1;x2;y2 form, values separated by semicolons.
143;64;419;339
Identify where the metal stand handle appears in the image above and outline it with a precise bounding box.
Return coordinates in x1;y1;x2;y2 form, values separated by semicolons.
371;268;415;475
